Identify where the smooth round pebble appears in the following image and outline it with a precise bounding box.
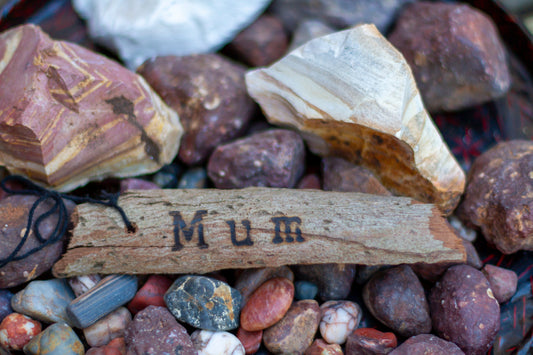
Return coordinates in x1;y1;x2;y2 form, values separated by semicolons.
236;327;262;355
192;330;245;355
346;327;397;355
363;265;431;337
263;300;321;355
23;322;84;355
165;275;242;331
429;264;500;355
0;313;41;351
234;266;294;305
294;280;318;300
319;300;362;344
240;277;294;331
389;334;464;355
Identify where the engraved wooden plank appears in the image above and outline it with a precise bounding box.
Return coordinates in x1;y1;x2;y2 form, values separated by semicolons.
52;188;466;277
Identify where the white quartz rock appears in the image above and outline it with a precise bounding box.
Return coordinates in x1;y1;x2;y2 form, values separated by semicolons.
245;24;465;215
73;0;271;70
191;330;245;355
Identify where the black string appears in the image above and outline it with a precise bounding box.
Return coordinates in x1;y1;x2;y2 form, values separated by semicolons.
0;175;135;268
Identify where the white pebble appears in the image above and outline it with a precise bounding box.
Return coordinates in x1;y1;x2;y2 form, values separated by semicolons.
319;300;362;344
191;330;245;355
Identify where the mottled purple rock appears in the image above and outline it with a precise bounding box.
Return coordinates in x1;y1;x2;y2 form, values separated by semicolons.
429;265;500;355
124;305;196;355
389;1;510;112
263;300;320;355
138;54;255;165
0;291;13;323
363;265;431;338
389;334;464;355
482;264;518;304
207;129;305;189
293;264;356;301
271;0;416;33
0;195;75;288
457;140;533;254
322;157;391;195
226;14;289;67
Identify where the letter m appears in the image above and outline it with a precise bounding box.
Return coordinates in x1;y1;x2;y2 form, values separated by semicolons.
168;210;208;251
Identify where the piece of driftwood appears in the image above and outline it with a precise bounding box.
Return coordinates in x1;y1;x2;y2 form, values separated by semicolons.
52;188;466;277
245;24;465;215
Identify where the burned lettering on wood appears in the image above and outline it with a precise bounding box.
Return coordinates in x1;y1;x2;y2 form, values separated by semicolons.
227;220;254;246
169;210;208;251
271;216;304;244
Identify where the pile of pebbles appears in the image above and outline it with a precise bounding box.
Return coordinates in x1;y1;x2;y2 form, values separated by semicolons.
0;0;531;354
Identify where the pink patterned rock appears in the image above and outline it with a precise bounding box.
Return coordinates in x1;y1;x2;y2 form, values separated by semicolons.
0;24;182;191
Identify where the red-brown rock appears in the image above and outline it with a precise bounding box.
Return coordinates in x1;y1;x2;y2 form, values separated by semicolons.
322;157;391;195
389;334;464;355
482;264;518;304
263;300;321;355
207;129;305;189
127;275;173;314
388;2;510;112
0;195;75;288
226;14;289;67
86;337;126;355
429;265;500;355
363;265;431;337
137;54;254;165
304;339;343;355
457;140;533;254
240;277;294;331
0;313;41;351
346;328;397;355
236;327;262;355
234;266;294;306
297;174;321;189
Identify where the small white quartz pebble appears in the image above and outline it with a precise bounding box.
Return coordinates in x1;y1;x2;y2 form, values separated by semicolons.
319;300;362;344
191;330;245;355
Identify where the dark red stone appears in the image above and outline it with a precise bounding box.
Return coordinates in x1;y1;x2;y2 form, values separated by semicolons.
322;157;390;195
363;265;431;338
127;275;173;314
389;1;510;112
137;54;255;165
236;327;262;355
226;14;288;67
482;264;518;304
207;129;305;189
389;334;464;355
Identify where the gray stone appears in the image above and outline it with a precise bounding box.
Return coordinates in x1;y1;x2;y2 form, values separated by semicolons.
165;275;242;331
11;279;75;325
178;167;208;189
23;322;84;355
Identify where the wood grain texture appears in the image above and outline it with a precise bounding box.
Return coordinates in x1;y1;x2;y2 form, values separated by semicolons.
52;188;466;277
245;24;465;215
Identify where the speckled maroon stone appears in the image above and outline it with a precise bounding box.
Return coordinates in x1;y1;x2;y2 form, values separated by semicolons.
389;334;464;355
240;277;294;332
482;264;518;304
137;54;255;165
226;14;289;67
389;1;510;112
124;306;196;355
429;265;500;355
207;129;305;189
363;265;431;338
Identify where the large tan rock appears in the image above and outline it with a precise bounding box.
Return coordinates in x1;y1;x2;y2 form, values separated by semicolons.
0;24;182;191
245;24;465;214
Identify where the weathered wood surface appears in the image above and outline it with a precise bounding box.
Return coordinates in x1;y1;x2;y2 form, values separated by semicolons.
52;188;466;277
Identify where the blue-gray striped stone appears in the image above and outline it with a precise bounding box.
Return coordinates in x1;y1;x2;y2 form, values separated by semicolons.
165;275;242;331
67;274;137;329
